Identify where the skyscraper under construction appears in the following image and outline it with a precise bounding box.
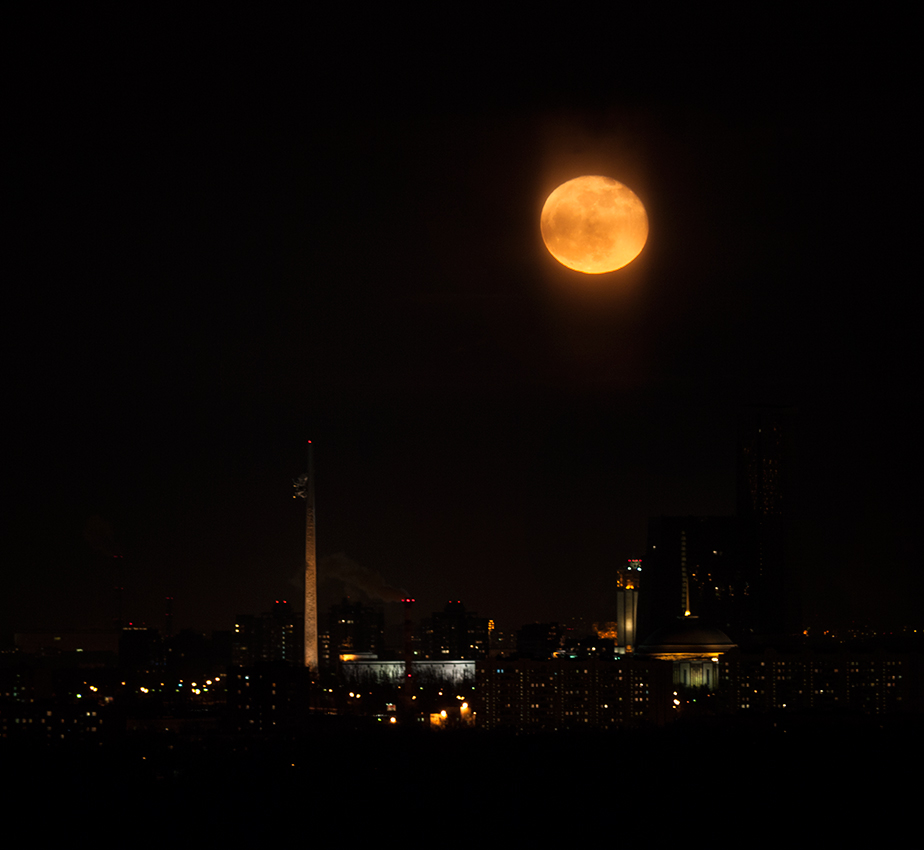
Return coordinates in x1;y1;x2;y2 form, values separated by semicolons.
736;405;798;637
640;407;799;644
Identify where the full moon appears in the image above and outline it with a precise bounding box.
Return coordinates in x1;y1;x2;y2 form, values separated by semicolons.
540;175;649;273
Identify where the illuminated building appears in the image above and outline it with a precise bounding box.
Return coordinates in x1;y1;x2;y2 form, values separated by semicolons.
557;633;617;659
642;516;743;639
429;702;473;730
326;598;385;665
3;701;105;743
719;652;914;713
13;629;119;656
615;559;642;652
232;600;302;667
638;620;736;690
334;601;483;685
639;408;799;645
340;658;474;686
639;530;736;690
419;601;489;660
227;665;314;734
476;657;672;731
487;621;515;657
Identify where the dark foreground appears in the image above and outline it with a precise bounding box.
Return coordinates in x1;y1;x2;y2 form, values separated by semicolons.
4;714;919;840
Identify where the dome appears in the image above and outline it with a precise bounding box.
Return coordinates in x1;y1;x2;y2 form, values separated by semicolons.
638;618;736;657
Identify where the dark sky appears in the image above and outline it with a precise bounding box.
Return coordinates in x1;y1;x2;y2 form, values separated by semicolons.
6;12;918;639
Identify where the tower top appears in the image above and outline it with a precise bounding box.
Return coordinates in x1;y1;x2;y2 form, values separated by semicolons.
616;558;642;589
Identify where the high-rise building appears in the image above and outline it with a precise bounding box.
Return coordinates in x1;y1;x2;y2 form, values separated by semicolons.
420;601;489;660
232;600;303;667
737;406;791;519
640;407;799;644
641;516;743;639
736;406;798;636
614;559;642;652
325;597;385;663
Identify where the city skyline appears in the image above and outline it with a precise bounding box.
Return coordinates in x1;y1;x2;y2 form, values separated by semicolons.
6;14;917;641
5;15;918;846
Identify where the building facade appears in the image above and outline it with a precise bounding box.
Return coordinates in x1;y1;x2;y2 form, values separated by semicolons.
476;657;672;731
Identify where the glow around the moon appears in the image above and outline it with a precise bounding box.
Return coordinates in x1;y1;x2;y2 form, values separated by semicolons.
540;175;649;273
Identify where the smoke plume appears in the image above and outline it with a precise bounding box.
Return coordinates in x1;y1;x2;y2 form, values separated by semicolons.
319;552;406;602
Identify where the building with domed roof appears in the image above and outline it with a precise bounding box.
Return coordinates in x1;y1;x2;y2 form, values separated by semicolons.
637;539;737;690
638;616;736;689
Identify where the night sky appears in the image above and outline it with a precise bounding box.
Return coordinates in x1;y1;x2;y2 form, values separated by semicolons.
6;12;917;640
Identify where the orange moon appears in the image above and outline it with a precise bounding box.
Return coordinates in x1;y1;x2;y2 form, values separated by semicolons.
540;175;649;273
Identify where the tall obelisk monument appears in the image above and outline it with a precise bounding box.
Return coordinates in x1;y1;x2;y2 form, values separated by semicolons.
294;442;318;672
